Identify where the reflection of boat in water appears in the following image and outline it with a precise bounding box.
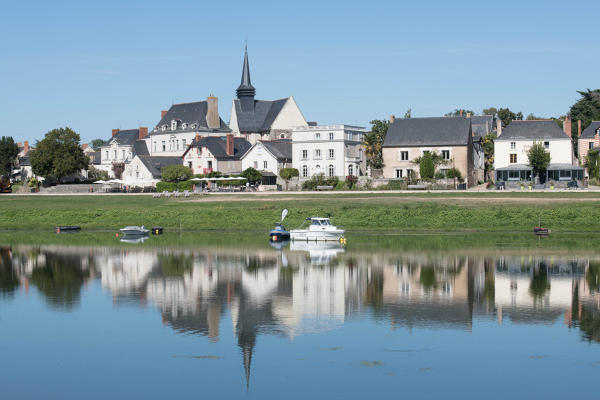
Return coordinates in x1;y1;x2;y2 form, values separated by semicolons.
289;241;345;265
120;236;149;244
269;240;289;250
290;218;345;241
120;226;149;236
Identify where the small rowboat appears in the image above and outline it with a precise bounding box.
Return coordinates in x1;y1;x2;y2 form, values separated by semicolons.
534;227;550;235
55;226;81;233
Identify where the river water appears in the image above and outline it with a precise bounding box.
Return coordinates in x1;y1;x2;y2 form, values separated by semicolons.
1;233;599;399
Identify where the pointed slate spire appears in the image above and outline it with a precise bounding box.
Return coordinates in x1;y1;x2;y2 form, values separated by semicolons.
236;45;256;99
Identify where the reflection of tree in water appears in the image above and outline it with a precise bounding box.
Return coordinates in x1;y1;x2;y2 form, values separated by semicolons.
529;262;551;304
483;260;495;308
586;262;600;293
365;269;384;310
30;253;87;310
0;247;19;298
158;253;193;277
419;266;437;291
569;283;600;343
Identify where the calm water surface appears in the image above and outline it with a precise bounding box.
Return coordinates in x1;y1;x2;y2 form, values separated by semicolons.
1;233;599;399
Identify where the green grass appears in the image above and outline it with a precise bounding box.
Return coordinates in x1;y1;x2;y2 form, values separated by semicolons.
1;193;600;232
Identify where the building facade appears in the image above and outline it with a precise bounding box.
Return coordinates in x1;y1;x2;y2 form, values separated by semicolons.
382;116;476;185
181;134;251;175
99;128;149;177
292;125;366;179
240;140;292;177
578;121;600;162
147;95;231;157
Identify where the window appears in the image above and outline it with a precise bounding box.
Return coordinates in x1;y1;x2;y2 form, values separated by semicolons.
329;132;334;140
182;123;187;130
207;160;213;169
182;139;186;148
543;141;550;150
263;161;268;169
359;149;363;160
105;151;108;160
113;150;117;159
510;154;517;163
328;164;335;177
510;142;516;150
590;142;594;150
315;132;321;140
328;149;335;159
162;141;166;151
253;161;258;169
315;164;321;171
400;151;409;161
395;169;403;178
171;120;177;130
121;150;125;159
176;140;180;151
348;164;354;176
508;171;520;180
559;170;572;180
441;150;450;160
302;165;308;177
153;142;156;152
315;149;321;159
302;149;308;160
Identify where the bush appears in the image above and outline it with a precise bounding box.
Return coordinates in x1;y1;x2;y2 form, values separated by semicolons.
177;180;194;191
446;168;462;179
241;167;262;183
419;153;435;179
156;181;177;192
335;181;346;190
376;180;407;190
143;186;157;193
434;171;446;179
27;177;39;188
486;180;495;189
206;170;222;178
162;165;192;182
345;175;358;189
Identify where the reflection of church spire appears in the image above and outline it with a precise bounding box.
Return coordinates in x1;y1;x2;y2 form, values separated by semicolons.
238;331;256;391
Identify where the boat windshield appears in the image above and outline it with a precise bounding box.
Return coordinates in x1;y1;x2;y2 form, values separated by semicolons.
311;219;322;226
311;219;331;226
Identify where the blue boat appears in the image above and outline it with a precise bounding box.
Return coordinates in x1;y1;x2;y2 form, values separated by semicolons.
269;209;290;242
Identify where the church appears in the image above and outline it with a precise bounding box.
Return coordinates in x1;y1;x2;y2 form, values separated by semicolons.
229;47;308;144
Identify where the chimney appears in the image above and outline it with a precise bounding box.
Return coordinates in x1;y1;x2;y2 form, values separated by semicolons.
161;110;168;119
563;116;572;138
112;129;119;137
226;133;234;156
496;116;502;136
578;120;582;137
82;144;88;150
206;95;220;129
460;109;464;117
24;141;29;155
138;127;148;140
389;114;395;124
466;112;472;118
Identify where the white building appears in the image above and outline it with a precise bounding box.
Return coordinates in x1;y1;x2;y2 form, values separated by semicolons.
122;155;182;185
147;95;231;157
494;120;583;184
240;140;292;177
292;125;366;179
99;128;148;177
181;134;251;175
229;48;307;144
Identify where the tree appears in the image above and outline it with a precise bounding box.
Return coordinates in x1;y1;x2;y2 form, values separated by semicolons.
445;109;474;117
111;162;125;179
526;113;542;120
88;166;109;181
0;136;19;176
90;139;105;150
241;167;262;183
569;89;600;137
482;107;498;116
29;127;88;181
161;165;192;182
482;132;497;181
403;108;412;118
527;141;551;181
418;152;435;179
363;119;389;169
279;167;299;190
496;108;523;126
585;148;600;180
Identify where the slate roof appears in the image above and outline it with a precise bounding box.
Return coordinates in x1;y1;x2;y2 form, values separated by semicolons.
257;139;292;162
106;129;140;146
18;156;30;167
496;120;568;141
382;117;472;147
152;101;230;134
185;136;252;160
470;115;496;138
233;98;289;133
133;140;149;156
137;156;182;179
580;121;600;139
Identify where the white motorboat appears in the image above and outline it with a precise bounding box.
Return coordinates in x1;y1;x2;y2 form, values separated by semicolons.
290;217;345;241
119;226;149;236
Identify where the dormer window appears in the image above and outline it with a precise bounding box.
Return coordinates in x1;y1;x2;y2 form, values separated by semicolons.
182;123;187;130
171;120;177;131
161;125;166;132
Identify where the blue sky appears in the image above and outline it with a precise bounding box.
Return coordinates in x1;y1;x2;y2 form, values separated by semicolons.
1;0;598;144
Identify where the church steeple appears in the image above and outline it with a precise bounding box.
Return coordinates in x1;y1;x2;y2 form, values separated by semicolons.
236;46;256;101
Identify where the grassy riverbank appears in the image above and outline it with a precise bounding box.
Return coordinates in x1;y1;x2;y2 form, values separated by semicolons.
1;193;600;232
